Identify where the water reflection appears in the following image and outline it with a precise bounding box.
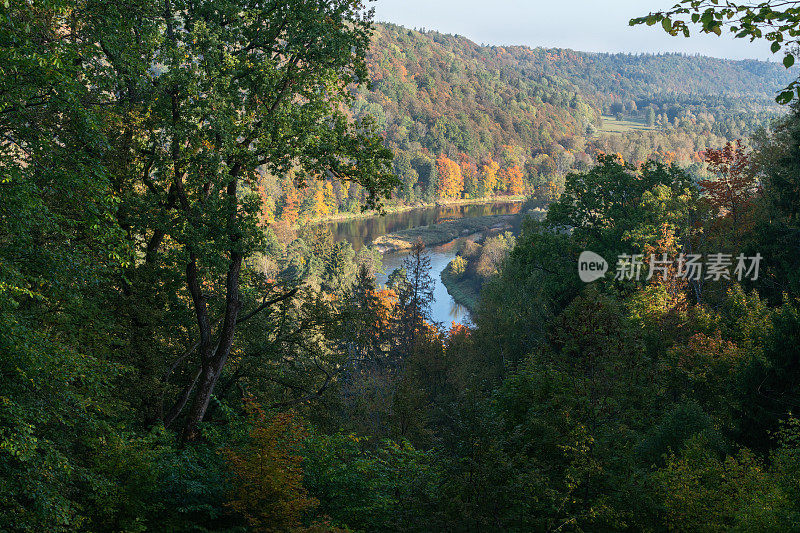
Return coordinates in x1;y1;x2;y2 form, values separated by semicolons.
376;245;472;329
327;201;523;251
325;201;523;327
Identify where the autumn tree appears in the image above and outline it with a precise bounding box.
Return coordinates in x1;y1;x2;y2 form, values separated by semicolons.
502;164;525;195
449;255;467;277
459;153;479;197
224;407;317;531
435;154;463;199
304;180;329;219
699;140;758;241
280;179;302;225
479;158;500;196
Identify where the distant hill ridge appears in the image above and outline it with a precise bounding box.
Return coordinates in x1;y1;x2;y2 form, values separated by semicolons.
372;23;794;103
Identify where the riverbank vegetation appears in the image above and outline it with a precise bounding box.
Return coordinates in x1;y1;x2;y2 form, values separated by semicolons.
440;231;518;312
6;0;800;531
301;194;526;225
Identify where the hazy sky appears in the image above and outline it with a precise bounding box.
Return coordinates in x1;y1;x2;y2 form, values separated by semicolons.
372;0;776;61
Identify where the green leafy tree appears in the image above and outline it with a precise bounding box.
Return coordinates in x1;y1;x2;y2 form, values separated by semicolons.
0;2;131;528
747;109;800;302
478;156;697;369
738;301;800;451
86;0;397;440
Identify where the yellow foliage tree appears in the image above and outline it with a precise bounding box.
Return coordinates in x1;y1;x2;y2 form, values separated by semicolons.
223;406;318;532
435;154;463;199
309;181;328;218
479;158;500;196
323;181;337;215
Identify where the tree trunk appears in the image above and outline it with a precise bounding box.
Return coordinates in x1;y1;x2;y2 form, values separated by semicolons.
180;250;243;444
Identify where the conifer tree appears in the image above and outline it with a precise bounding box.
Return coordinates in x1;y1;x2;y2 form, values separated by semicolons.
396;239;436;353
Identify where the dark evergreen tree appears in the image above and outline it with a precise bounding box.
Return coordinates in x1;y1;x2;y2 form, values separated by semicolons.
396;238;436;353
747;108;800;303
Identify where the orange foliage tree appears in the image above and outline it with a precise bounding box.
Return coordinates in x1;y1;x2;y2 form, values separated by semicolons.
307;181;329;218
447;322;470;340
373;288;400;329
503;164;525;195
223;406;318;532
700;140;757;234
281;180;301;225
436;154;463;199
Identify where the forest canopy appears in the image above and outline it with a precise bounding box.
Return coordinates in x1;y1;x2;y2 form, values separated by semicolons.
3;0;800;531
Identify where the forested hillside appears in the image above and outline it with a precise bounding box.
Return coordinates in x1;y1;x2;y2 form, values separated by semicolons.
264;23;793;222
365;23;792;154
364;24;792;169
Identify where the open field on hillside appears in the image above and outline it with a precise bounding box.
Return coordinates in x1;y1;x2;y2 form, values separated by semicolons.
599;114;656;135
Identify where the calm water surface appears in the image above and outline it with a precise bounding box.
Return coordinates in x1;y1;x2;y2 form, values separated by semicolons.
326;202;523;327
328;202;522;251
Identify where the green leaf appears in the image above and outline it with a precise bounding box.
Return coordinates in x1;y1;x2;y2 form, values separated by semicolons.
771;41;781;53
784;54;795;68
776;90;793;104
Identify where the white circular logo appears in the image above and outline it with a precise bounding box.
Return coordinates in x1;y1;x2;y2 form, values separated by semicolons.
578;251;608;282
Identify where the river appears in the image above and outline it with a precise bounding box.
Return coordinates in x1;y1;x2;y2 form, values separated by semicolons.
327;201;523;327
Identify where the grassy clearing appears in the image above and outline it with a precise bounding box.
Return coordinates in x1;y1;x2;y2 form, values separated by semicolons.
598;114;655;135
372;214;516;252
440;267;480;313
